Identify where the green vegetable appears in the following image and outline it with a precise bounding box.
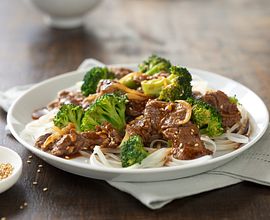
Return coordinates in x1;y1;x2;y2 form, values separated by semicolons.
120;135;149;167
187;98;224;137
81;67;115;96
159;65;192;101
81;93;127;132
141;65;192;101
138;55;171;75
229;95;239;105
53;104;84;132
119;72;142;89
141;77;169;96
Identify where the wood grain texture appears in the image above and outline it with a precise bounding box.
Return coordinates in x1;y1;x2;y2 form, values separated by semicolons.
0;0;270;219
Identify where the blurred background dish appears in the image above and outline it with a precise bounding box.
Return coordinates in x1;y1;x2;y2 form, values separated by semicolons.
27;0;101;29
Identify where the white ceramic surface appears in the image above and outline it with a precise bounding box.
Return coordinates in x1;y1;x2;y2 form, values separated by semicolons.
0;146;22;193
27;0;101;29
7;66;269;182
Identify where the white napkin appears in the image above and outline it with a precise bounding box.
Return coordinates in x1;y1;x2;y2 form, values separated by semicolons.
1;59;269;210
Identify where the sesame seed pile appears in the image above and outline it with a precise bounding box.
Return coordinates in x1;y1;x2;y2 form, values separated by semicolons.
0;163;13;180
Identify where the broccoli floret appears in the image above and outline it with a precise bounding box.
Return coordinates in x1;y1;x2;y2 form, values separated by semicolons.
141;65;192;101
138;55;171;75
81;93;127;132
120;135;149;167
141;77;169;97
81;67;115;96
53;104;84;132
159;66;192;101
187;98;224;137
119;72;142;89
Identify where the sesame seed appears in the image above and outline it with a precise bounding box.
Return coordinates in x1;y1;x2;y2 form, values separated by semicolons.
38;164;43;168
43;187;48;192
19;205;24;209
32;181;38;185
191;129;195;132
0;163;13;180
26;160;31;164
28;155;33;159
195;143;199;147
37;169;41;173
24;202;28;207
1;217;7;220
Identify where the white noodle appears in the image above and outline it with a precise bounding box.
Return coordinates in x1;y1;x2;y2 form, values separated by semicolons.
92;146;113;167
168;155;213;166
225;132;249;144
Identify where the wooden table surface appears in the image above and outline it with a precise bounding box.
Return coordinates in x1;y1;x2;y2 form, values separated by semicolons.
0;0;270;219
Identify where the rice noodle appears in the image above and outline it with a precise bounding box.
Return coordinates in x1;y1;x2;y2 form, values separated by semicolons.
167;155;213;166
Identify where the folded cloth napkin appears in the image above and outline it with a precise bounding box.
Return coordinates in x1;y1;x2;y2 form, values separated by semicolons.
1;59;269;209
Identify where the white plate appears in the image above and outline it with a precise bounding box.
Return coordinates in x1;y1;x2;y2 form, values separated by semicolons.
0;146;22;193
7;65;269;182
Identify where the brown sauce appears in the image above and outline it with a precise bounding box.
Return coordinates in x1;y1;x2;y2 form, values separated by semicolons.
63;152;83;160
32;107;49;120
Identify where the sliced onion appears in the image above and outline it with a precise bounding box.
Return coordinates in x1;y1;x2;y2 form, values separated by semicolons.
139;148;170;168
227;123;240;133
149;139;168;148
174;100;192;124
215;143;240;151
225;132;249;144
201;136;216;153
168;155;213;166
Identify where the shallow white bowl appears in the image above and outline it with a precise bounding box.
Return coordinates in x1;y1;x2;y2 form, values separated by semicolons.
7;65;269;182
27;0;101;29
0;146;22;193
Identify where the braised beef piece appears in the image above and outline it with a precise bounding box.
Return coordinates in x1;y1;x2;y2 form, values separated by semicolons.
32;107;50;120
165;122;212;160
48;90;85;110
127;100;212;160
109;67;133;79
35;133;52;149
126;99;148;119
171;142;212;160
35;123;123;157
202;90;241;128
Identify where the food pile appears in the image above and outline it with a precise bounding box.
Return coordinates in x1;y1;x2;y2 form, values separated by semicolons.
23;55;250;169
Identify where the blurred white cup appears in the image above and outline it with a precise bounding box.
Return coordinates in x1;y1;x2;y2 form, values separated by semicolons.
27;0;101;29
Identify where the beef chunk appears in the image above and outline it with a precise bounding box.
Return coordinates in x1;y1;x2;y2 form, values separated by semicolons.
35;123;123;157
47;90;84;109
127;100;212;160
202;90;241;128
126;99;148;119
109;67;133;79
